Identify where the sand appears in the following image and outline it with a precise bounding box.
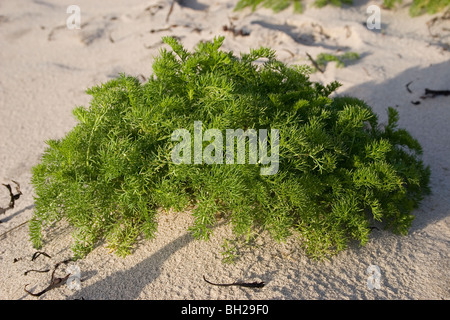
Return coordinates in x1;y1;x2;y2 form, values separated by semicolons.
0;0;449;300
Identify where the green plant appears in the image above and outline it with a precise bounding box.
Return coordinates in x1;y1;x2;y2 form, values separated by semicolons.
314;0;352;8
382;0;402;9
314;52;360;71
383;0;449;16
221;239;238;264
234;0;449;16
234;0;351;13
30;36;430;260
407;0;449;16
234;0;304;13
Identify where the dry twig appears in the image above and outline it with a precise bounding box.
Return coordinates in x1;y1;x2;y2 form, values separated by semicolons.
306;52;324;73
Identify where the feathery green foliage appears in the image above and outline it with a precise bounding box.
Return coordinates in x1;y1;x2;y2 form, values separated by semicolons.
234;0;449;16
314;52;360;71
30;36;430;260
408;0;450;16
234;0;350;13
383;0;449;16
314;0;352;8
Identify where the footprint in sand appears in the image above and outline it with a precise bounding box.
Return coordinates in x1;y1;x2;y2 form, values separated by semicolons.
0;15;9;25
47;20;111;47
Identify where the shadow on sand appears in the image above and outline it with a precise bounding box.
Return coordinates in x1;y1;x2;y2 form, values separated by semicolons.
339;60;450;232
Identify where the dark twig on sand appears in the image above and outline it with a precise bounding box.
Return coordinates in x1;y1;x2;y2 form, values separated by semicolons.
203;275;265;288
424;88;450;97
24;268;51;276
406;81;413;93
166;1;176;23
2;180;22;208
410;87;449;105
31;251;52;261
306;52;324;73
0;180;23;221
24;259;73;297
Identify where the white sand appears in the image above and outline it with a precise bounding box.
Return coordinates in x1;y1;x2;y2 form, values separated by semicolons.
0;0;449;300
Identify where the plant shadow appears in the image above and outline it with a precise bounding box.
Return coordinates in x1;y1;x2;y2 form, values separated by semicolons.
251;20;352;51
0;204;35;223
67;231;194;300
339;60;450;232
178;0;209;11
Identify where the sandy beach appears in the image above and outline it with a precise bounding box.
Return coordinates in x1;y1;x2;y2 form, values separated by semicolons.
0;0;449;300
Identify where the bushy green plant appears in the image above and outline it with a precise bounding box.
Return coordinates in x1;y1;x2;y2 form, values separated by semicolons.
383;0;449;16
407;0;449;16
314;0;352;8
234;0;351;13
30;36;430;260
235;0;304;13
235;0;449;16
382;0;403;9
314;52;360;71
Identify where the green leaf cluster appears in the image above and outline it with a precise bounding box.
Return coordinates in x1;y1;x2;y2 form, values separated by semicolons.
235;0;304;13
30;36;430;260
384;0;449;16
314;52;360;71
234;0;449;16
314;0;352;8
